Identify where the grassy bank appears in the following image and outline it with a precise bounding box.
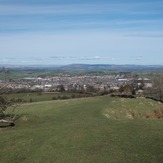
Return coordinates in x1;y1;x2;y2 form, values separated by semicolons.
0;96;163;162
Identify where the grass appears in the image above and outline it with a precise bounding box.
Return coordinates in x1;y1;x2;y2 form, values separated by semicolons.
0;96;163;163
3;92;88;103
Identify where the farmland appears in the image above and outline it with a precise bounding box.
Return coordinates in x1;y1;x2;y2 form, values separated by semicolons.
1;96;163;163
3;92;89;103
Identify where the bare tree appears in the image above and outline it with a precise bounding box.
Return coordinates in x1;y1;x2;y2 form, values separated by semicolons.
149;74;163;101
0;83;20;127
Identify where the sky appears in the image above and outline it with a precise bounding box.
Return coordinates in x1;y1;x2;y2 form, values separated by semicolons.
0;0;163;65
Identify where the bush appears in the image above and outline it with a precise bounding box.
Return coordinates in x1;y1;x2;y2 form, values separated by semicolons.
52;96;57;100
60;95;70;100
29;98;33;103
15;98;24;103
71;94;76;98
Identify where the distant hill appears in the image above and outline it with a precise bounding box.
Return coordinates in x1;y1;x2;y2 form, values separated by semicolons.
1;64;163;74
59;64;163;72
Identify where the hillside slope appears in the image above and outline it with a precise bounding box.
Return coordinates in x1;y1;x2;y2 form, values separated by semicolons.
1;96;163;163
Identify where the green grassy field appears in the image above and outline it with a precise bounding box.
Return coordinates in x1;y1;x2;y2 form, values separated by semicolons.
1;96;163;163
4;92;88;103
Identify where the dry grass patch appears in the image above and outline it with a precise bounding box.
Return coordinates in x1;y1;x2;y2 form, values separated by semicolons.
103;97;163;120
146;108;163;119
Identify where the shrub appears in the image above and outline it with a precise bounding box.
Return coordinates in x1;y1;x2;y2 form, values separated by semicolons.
60;95;70;100
52;96;57;100
71;94;76;98
29;98;33;103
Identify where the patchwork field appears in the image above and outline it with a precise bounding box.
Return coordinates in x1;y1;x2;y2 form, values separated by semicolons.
1;96;163;163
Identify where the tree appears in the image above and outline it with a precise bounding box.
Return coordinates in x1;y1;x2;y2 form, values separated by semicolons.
0;84;20;127
57;84;65;92
119;84;135;95
152;74;163;101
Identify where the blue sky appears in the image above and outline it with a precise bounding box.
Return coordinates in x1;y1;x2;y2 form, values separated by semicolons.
0;0;163;65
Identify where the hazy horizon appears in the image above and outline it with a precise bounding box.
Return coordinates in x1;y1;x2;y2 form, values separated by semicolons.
0;0;163;65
